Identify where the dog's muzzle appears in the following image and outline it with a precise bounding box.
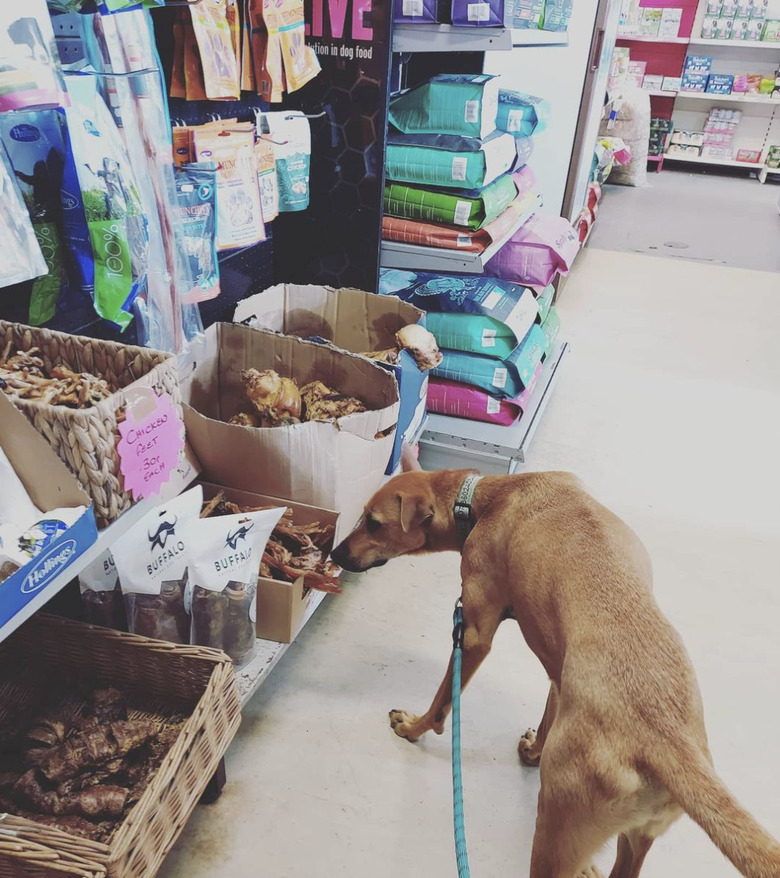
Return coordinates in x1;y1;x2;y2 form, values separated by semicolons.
330;542;387;573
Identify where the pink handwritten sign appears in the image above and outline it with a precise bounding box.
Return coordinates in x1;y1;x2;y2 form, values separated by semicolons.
117;388;185;501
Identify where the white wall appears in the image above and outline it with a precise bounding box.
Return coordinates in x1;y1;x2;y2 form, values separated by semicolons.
485;0;600;214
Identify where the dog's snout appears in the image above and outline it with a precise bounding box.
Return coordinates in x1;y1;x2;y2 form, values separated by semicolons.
330;541;350;569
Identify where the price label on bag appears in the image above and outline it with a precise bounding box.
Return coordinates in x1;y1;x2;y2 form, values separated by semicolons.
117;387;185;501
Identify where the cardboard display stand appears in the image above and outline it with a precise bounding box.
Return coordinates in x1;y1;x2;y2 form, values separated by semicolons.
234;285;427;473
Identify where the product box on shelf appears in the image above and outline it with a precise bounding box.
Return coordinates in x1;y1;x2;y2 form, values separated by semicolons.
762;18;780;39
684;54;713;75
451;0;505;26
659;7;683;35
0;394;98;633
706;73;735;93
199;482;339;643
506;0;544;28
767;145;780;168
642;74;665;90
735;147;762;162
626;61;647;88
233;284;425;475
180;323;399;540
393;0;442;23
662;76;682;92
681;72;709;92
639;7;662;34
714;16;734;37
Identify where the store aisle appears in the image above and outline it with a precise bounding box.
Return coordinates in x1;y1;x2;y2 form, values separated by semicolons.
158;249;780;878
589;170;780;273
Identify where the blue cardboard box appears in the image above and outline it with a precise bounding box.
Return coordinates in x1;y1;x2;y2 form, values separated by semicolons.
234;284;426;475
683;54;713;74
706;73;735;93
0;394;97;636
681;72;709;92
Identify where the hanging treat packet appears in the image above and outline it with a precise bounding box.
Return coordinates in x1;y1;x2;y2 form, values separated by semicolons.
170;10;187;99
193;125;266;250
262;0;321;93
389;74;500;139
241;0;256;91
112;486;203;645
183;11;208;101
190;0;241;100
0;145;47;289
0;2;68;112
79;550;127;630
255;134;279;222
0;111;69;325
257;111;311;211
61;75;149;331
174;162;221;303
259;0;286;103
186;507;286;665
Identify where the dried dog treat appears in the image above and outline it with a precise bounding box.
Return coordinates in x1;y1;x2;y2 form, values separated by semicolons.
14;769;128;819
241;367;301;425
125;580;190;643
300;380;367;421
360;323;443;372
79;550;127;631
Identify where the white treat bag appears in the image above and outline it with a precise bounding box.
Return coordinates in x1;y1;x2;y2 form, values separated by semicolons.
112;485;203;643
79;549;126;629
186;507;285;665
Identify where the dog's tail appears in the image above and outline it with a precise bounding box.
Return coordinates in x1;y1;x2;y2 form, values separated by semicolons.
654;741;780;878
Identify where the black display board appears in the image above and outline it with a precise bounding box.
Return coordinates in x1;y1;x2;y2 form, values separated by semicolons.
272;0;394;292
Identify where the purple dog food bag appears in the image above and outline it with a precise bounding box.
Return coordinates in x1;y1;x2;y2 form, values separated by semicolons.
512;164;536;198
486;214;579;287
427;361;543;426
394;0;439;22
451;0;505;26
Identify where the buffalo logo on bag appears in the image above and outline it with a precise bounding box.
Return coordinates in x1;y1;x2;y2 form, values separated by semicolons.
148;516;179;551
225;522;254;551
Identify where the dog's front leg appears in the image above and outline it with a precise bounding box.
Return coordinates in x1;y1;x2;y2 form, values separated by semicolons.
389;599;501;743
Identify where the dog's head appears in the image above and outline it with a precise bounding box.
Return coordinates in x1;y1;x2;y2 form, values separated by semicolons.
330;472;437;573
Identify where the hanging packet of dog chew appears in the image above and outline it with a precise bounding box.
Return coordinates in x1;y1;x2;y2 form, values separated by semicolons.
258;0;285;103
241;0;256;91
255;135;279;222
174;161;221;303
193;126;266;250
263;0;321;93
190;0;239;100
183;12;208;101
170;11;187;99
257;111;311;211
112;486;203;645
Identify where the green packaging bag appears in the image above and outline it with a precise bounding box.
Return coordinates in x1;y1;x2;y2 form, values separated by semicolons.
384;172;517;230
540;305;560;355
386;131;517;190
389;74;500;139
535;283;555;322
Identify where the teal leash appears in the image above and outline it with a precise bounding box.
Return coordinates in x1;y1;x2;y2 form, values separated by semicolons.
452;599;471;878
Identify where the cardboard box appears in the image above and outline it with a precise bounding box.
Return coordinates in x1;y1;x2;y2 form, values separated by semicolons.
0;394;97;632
200;482;339;643
234;284;426;475
181;322;399;540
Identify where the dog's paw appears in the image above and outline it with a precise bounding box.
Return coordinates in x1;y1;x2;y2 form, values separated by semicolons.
389;709;425;742
518;728;541;767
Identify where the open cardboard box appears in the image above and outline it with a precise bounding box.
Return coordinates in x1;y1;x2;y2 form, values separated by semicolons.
181;322;399;541
234;284;428;474
200;482;339;643
0;394;97;633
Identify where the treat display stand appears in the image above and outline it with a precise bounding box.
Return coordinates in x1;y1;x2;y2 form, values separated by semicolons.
616;0;780;179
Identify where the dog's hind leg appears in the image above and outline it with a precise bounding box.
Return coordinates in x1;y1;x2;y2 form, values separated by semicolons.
607;832;654;878
389;596;502;743
519;683;559;767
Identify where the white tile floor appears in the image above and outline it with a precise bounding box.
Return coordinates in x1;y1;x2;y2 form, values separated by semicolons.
159;248;780;878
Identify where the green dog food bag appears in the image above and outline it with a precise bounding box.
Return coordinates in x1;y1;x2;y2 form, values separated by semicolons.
384;172;518;230
426;312;519;359
389;74;500;139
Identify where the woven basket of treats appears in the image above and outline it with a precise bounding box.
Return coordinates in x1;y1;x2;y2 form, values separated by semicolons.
0;322;182;527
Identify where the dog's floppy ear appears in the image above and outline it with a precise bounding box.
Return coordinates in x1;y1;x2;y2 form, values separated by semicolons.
398;493;434;533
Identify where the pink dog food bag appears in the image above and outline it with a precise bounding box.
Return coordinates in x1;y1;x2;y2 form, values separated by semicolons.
427;361;543;426
485;213;579;287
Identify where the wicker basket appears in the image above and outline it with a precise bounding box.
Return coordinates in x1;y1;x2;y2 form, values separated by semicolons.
0;615;242;878
0;322;182;528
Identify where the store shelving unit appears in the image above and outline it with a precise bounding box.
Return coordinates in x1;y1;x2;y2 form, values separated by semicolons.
664;152;766;169
393;24;512;52
419;340;568;473
616;34;690;43
0;497;157;644
674;91;779;104
379;194;541;273
688;38;780;50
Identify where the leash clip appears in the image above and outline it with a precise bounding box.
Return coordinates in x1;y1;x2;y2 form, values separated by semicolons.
452;598;464;650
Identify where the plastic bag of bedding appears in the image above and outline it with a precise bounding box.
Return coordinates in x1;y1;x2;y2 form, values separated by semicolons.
427;360;543;425
386;131;518;190
496;91;550;138
432;322;547;398
485;213;579;287
389;74;500;139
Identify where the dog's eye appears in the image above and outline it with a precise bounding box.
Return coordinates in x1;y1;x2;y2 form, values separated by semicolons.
365;514;381;533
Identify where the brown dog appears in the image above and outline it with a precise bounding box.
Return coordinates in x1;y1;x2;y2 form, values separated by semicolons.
330;469;780;878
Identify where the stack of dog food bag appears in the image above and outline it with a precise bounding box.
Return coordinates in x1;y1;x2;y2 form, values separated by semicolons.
380;77;579;428
393;0;572;31
383;74;542;255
